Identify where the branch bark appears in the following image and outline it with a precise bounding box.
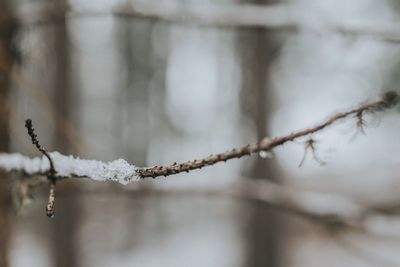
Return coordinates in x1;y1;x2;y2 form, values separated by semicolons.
0;92;397;183
136;92;398;178
0;92;397;182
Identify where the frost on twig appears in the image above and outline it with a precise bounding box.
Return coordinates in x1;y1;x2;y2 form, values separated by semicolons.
0;91;397;183
0;152;138;185
0;92;397;223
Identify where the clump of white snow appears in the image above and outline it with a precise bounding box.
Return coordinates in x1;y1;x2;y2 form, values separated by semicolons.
0;152;138;185
0;153;49;174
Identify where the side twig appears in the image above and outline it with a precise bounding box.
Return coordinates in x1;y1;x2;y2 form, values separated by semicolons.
136;92;398;178
25;119;57;218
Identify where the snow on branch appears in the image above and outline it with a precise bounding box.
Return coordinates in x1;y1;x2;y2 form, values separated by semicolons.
0;92;398;219
0;152;138;185
16;1;400;42
0;92;398;183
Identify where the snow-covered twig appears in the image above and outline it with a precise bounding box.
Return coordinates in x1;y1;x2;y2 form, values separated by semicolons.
0;92;398;220
0;92;397;183
0;152;138;185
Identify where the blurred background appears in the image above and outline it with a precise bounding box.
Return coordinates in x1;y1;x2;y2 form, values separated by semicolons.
1;0;400;266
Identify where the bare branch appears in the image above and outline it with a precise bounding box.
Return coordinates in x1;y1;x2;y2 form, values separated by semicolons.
136;92;398;178
0;93;396;183
24;119;57;217
0;93;395;226
24;119;56;176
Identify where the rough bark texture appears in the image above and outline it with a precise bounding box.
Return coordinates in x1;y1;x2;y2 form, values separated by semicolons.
0;0;16;266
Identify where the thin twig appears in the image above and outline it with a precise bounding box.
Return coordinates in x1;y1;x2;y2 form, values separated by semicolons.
136;92;398;178
24;119;55;176
0;92;397;222
3;92;397;183
46;181;56;218
12;70;89;155
25;119;57;218
298;138;326;167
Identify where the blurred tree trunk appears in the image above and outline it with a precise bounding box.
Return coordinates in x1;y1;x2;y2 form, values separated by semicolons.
239;0;281;266
0;1;16;266
116;19;152;165
51;2;81;267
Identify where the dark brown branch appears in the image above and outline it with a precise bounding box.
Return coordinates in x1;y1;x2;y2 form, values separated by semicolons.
25;119;56;176
136;92;398;178
25;118;57;217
